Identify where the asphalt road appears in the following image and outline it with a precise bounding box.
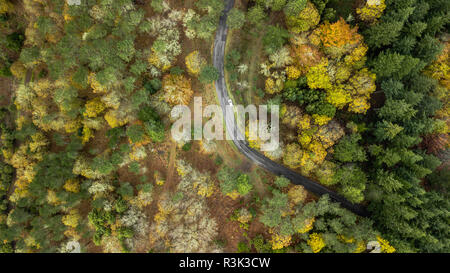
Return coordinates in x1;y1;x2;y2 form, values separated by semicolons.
212;0;368;217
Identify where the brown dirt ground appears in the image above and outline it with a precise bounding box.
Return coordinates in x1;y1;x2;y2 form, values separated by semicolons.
164;141;178;190
0;77;15;106
206;189;244;252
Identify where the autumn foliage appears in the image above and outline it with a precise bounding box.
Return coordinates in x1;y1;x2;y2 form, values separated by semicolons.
162;74;194;105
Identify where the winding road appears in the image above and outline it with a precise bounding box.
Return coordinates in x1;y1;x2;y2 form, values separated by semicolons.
213;0;368;217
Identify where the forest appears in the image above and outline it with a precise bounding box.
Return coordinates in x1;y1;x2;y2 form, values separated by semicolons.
0;0;448;253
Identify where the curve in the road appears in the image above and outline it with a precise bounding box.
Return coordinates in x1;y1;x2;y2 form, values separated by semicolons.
213;0;368;217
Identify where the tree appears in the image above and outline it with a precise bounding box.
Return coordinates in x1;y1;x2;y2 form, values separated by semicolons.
254;0;287;11
363;20;404;49
307;233;325;253
227;8;246;29
138;106;159;122
333;134;367;163
185;51;206;75
151;160;219;252
285;1;320;34
129;162;141;174
218;166;252;199
143;78;161;95
126;124;145;144
283;143;303;169
288;185;307;205
247;5;265;26
356;0;386;23
333;165;367;203
137;106;165;143
319;18;363;58
370;51;419;79
274;176;290;188
192;0;225;40
236;174;253;195
84;98;105;118
199;65;219;84
251;234;272;253
378;99;417;122
144;119;165;143
162;74;194;105
269;47;293;68
263;25;290;55
116;39;136;63
62;209;80;228
5;32;25;53
151;0;168;13
260;190;289;228
237;241;251;253
315;160;336;186
290;45;323;75
309;0;329;14
284;0;307;16
306;59;332;90
374;121;404;141
295;194;379;252
0;0;13;14
117;182;134;199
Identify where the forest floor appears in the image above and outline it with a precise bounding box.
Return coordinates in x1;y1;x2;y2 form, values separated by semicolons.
245;31;264;105
0;77;14;107
165;141;178;191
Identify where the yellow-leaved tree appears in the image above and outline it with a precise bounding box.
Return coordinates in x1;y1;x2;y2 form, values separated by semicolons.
0;0;13;14
162;74;194;105
185;51;206;75
356;0;386;23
